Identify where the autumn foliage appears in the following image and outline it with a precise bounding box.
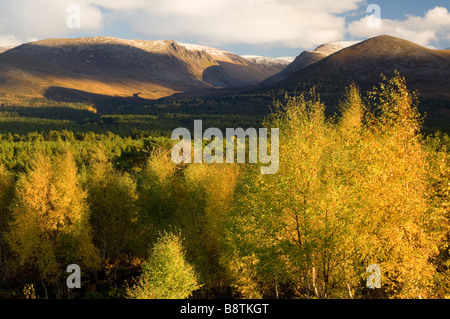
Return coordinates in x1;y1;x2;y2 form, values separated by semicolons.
0;73;448;299
225;74;448;298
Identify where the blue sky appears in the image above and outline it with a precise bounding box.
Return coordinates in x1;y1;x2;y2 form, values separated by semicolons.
365;0;449;20
0;0;449;57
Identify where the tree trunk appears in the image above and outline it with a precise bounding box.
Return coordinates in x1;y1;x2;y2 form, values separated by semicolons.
41;278;48;299
347;283;353;298
55;281;62;299
312;267;319;297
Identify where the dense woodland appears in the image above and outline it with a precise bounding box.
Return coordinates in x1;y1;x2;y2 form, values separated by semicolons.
0;73;449;299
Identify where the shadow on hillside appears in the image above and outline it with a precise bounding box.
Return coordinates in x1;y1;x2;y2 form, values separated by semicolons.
0;104;96;120
202;61;265;88
4;41;202;85
43;85;253;114
43;86;154;113
5;40;223;112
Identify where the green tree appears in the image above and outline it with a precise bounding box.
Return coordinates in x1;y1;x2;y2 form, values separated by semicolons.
137;149;180;250
127;231;200;299
181;163;240;295
85;147;139;264
0;164;14;284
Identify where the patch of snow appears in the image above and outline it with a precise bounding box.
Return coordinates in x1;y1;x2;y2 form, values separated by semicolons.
178;42;230;54
242;55;295;65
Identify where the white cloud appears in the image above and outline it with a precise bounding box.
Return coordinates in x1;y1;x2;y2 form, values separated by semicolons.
0;35;24;47
347;6;450;48
0;0;364;49
124;0;358;48
1;1;449;51
0;0;103;43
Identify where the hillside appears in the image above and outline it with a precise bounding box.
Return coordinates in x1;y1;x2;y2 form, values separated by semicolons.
278;35;450;98
241;55;294;75
0;37;288;102
177;42;289;88
0;45;15;54
262;41;360;84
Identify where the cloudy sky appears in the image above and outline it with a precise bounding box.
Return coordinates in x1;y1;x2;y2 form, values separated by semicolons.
0;0;449;57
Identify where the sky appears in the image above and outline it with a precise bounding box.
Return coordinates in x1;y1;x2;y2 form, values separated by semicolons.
0;0;449;57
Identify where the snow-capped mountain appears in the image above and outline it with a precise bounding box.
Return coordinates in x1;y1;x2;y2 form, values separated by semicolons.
0;37;290;101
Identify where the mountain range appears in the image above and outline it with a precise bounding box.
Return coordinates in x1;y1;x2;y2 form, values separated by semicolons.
262;41;360;84
274;35;450;99
0;35;449;107
0;37;290;101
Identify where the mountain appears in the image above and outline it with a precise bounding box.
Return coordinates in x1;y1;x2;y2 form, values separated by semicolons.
177;42;289;88
0;45;16;54
262;41;360;84
275;35;450;98
241;55;294;80
241;56;294;64
0;37;288;101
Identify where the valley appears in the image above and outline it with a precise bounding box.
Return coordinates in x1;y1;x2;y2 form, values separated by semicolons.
0;34;448;138
0;33;449;300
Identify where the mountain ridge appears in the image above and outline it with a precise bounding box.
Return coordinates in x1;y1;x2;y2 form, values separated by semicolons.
0;37;289;101
1;35;450;113
262;41;360;85
272;35;450;99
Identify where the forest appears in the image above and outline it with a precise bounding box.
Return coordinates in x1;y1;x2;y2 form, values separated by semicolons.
0;73;449;299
